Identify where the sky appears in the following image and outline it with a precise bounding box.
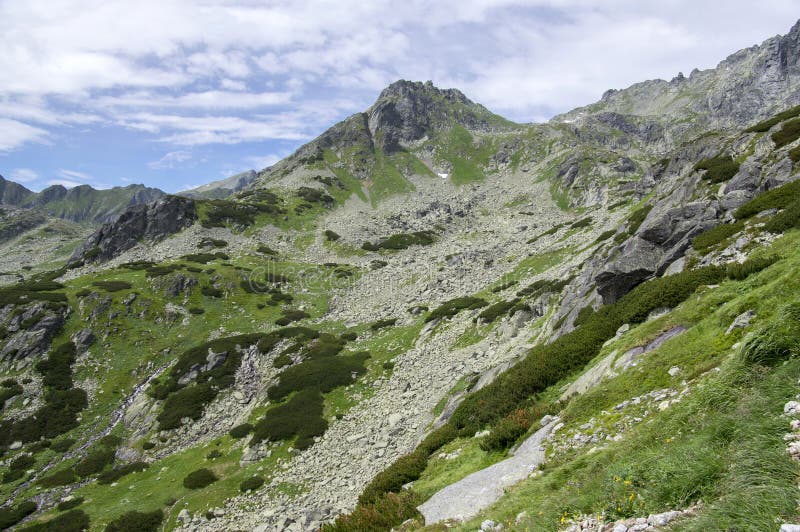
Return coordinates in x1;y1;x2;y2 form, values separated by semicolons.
0;1;797;193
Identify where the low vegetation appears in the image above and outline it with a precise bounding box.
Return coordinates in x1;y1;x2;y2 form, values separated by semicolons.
104;509;163;532
362;231;436;251
426;297;488;322
183;468;218;489
692;221;744;252
735;179;800;219
745;103;800;132
771;117;800;148
693;154;740;183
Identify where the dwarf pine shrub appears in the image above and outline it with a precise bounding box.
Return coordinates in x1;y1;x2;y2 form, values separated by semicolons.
105;509;163;532
183;468;217;489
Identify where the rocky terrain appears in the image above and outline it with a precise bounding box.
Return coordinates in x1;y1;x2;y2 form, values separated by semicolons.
1;18;800;532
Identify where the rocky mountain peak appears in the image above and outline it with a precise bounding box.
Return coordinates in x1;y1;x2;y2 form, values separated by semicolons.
367;79;509;153
375;79;472;107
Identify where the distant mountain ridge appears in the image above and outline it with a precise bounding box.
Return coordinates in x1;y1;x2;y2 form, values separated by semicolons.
179;170;258;200
0;175;166;224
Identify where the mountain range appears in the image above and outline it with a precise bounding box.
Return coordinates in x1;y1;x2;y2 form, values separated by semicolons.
1;17;800;532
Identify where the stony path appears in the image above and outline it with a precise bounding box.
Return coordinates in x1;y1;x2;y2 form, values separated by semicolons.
418;418;561;524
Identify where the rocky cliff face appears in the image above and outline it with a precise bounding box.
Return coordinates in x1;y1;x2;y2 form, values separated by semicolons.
69;195;197;264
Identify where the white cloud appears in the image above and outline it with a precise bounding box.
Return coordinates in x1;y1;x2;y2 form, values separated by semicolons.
220;79;247;91
8;168;38;183
245;154;282;170
148;150;193;169
97;90;293;110
0;118;49;151
58;169;92;181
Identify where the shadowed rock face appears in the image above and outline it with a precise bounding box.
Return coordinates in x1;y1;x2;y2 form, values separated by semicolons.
69;195;197;265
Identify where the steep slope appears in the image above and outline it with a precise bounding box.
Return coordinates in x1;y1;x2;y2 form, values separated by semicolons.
0;176;34;205
3;19;800;532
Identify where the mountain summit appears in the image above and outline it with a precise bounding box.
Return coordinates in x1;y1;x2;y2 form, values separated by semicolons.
366;80;511;153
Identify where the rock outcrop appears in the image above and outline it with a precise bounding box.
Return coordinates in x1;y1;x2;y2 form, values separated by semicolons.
69;195;197;265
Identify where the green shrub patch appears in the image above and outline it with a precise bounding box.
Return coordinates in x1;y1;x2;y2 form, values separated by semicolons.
256;244;278;255
51;438;74;453
267;352;369;401
692;221;745;252
0;501;37;530
516;277;572;298
362;231;436;251
182;252;229;264
105;509;163;532
183;468;217;489
97;462;148;485
628;205;652;230
490;280;518;293
735;179;800;219
145;264;182;278
56;497;84;511
0;381;23;410
91;280;132;292
324;491;421;532
275;309;309;326
479;408;533;452
18;509;90;532
370;318;397;331
38;467;77;488
252;388;328;449
297;186;334;206
477;299;525;323
570;217;593;229
153;330;321;429
450;265;728;433
726;255;779;281
198;238;228;249
74;448;115;477
201;198;284;229
0;342;86;447
426;297;487;322
594;229;617;243
119;260;155;271
229;423;253;439
358;424;457;504
240;475;265;492
746;104;800;132
0;280;67;305
771;117;800;148
156;383;218;430
694;154;740;183
764;199;800;233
